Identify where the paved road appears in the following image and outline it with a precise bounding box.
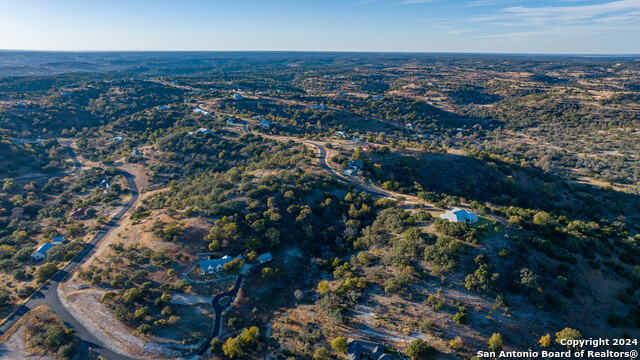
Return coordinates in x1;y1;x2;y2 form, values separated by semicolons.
197;274;244;356
0;145;139;360
306;141;391;198
238;118;394;200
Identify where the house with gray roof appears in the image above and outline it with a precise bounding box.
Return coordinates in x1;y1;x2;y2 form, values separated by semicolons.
200;255;245;274
347;339;395;360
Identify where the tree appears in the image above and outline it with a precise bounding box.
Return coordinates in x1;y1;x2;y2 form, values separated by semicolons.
239;326;260;346
312;347;330;360
408;339;435;360
136;324;151;335
331;337;347;354
488;333;503;352
35;262;58;283
208;240;220;252
533;211;553;227
555;328;583;349
539;334;551;347
246;251;258;263
0;291;10;307
222;337;245;358
317;280;330;294
261;267;276;279
222;258;244;272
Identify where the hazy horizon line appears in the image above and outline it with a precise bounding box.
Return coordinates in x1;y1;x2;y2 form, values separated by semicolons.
1;49;639;57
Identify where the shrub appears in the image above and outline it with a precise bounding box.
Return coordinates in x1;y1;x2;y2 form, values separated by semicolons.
450;337;463;350
312;347;331;360
136;324;151;335
450;307;468;324
223;337;245;358
488;333;503;352
35;262;58;283
331;336;347;354
539;334;551;347
407;339;436;360
555;328;583;349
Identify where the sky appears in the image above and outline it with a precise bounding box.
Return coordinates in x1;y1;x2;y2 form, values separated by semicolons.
0;0;639;54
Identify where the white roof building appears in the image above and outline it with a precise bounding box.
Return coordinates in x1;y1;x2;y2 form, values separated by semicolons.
440;208;479;224
32;243;55;260
200;255;244;274
193;108;210;116
196;128;212;135
233;93;244;100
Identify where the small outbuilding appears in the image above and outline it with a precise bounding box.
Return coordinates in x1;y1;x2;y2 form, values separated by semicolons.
258;252;273;264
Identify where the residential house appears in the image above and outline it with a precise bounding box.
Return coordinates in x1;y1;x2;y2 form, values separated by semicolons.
405;123;414;130
335;131;347;139
200;255;245;274
157;105;171;110
131;149;141;157
110;136;125;142
343;160;364;176
32;243;55;260
347;339;395;360
226;116;235;124
193;108;210;116
440;208;479;224
52;237;64;245
371;95;384;101
196;128;212;135
259;120;270;128
363;145;379;152
233;93;244;100
310;104;328;110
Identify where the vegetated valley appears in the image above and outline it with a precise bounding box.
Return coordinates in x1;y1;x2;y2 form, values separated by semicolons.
0;52;638;360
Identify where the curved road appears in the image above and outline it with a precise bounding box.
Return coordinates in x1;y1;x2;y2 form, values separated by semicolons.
239;119;401;200
197;274;244;356
0;144;139;360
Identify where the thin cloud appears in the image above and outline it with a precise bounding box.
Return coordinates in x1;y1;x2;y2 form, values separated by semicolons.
502;0;640;22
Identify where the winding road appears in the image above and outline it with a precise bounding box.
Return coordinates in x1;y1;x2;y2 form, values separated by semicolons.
1;114;422;359
197;274;244;356
0;143;139;360
238;118;414;201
